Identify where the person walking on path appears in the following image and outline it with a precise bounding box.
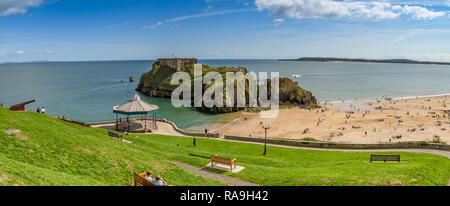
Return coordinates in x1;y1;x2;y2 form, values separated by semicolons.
205;128;209;139
37;107;41;113
41;107;46;114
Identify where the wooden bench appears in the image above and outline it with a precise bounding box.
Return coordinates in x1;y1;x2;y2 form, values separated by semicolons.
211;155;236;172
108;131;123;140
370;154;400;162
133;172;157;186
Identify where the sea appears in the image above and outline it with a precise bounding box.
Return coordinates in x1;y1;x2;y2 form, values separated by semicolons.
1;59;449;130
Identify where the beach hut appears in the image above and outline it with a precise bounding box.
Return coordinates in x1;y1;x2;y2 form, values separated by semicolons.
113;94;159;132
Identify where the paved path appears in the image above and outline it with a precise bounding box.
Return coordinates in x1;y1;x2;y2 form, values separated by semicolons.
170;161;259;186
221;138;450;158
91;121;185;136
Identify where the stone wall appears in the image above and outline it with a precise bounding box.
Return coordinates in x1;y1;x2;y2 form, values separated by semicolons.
162;119;220;138
59;117;89;127
84;118;219;137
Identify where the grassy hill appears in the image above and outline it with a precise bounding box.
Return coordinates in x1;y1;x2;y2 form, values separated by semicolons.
0;107;224;186
0;107;449;186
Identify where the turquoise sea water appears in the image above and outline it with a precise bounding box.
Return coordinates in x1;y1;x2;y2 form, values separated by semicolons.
202;59;450;102
1;59;449;129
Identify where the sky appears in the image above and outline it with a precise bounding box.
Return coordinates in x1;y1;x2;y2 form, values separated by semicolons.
1;0;450;62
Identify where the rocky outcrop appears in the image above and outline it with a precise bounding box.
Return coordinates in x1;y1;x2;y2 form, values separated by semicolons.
276;77;317;107
136;62;318;113
135;62;177;98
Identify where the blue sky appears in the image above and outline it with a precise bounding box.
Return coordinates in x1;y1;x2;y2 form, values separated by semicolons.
1;0;450;62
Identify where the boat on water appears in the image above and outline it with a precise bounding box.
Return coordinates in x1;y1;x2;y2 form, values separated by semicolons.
292;74;302;78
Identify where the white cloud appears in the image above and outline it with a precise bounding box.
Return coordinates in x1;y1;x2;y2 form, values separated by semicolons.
165;8;253;23
273;18;284;26
105;23;129;29
273;18;284;22
393;5;446;20
0;0;43;16
255;0;447;20
142;8;254;30
142;21;162;29
1;50;25;56
445;0;450;6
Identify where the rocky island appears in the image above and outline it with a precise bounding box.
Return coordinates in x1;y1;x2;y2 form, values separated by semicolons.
136;58;318;113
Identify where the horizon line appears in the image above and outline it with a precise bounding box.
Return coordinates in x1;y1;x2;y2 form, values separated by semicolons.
3;57;450;65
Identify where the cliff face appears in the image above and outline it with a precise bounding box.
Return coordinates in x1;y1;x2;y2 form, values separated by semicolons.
136;62;318;113
136;62;177;98
277;78;317;107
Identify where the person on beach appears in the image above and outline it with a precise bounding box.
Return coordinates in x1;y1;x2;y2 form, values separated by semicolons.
205;128;209;138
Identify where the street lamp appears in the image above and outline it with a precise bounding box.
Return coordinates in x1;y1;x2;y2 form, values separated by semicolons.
261;123;270;156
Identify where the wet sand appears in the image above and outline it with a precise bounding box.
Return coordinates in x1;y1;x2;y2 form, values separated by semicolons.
218;95;450;143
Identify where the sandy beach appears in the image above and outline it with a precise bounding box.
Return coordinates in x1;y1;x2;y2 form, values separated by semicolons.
217;95;450;144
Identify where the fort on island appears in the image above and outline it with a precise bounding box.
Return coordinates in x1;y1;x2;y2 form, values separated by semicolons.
157;58;198;71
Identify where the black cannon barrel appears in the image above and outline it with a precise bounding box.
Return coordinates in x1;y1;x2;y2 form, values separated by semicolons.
10;99;35;108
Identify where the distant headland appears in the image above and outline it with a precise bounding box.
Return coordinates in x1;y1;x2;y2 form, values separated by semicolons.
279;57;450;65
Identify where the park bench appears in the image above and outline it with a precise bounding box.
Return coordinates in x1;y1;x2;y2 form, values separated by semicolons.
108;131;123;140
370;154;400;163
211;155;236;172
133;172;157;186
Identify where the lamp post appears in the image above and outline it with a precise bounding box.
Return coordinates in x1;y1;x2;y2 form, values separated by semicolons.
261;123;270;156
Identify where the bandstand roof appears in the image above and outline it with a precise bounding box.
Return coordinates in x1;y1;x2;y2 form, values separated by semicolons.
113;94;158;115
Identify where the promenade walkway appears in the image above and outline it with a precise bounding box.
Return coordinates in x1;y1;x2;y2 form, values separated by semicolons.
222;138;450;158
90;121;184;136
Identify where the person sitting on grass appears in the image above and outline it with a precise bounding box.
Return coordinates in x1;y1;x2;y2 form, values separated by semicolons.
144;171;154;182
151;175;168;186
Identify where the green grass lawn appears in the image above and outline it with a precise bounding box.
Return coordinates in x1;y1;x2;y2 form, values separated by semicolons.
0;107;448;186
0;108;224;186
130;135;449;186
